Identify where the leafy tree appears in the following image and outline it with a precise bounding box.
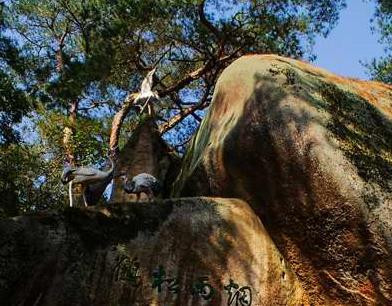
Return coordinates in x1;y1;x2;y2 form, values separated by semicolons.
0;2;36;216
367;0;392;83
0;2;30;144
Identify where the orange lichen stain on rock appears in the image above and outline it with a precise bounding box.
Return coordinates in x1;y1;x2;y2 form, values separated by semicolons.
277;55;392;117
276;233;325;303
359;280;377;298
339;230;364;251
354;84;392;117
211;83;247;120
244;54;392;117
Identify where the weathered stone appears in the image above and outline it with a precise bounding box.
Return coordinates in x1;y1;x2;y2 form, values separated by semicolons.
174;55;392;304
110;118;181;203
0;198;306;305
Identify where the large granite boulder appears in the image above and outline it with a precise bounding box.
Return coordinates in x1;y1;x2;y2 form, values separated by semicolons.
0;198;306;305
174;55;392;304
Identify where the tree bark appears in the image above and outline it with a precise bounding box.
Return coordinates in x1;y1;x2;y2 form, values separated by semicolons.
109;93;139;154
158;102;208;134
63;100;79;166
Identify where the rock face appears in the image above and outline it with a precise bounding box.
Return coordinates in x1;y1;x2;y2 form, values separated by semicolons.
110;118;180;203
174;55;392;304
0;198;306;305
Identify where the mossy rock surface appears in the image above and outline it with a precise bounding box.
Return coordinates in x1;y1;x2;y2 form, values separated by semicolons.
0;198;306;305
174;55;392;304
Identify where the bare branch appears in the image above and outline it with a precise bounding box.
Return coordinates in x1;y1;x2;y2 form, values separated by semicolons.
169;92;202;122
173;135;193;149
198;0;221;41
158;47;241;97
78;100;111;112
164;34;207;56
158;63;221;134
168;57;202;63
159;84;212;134
12;29;46;49
109;93;139;153
198;0;227;57
158;103;206;134
191;112;202;122
58;23;70;48
152;43;174;67
158;61;213;96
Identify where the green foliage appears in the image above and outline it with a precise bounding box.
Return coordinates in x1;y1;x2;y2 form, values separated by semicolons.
0;106;110;216
366;56;392;84
0;3;30;144
0;72;30;144
7;0;348;101
0;143;66;216
367;0;392;83
36;107;110;165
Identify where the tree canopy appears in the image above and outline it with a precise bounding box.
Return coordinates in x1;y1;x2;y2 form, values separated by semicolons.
367;0;392;83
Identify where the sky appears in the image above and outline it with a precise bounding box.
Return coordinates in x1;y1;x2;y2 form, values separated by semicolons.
313;0;384;80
